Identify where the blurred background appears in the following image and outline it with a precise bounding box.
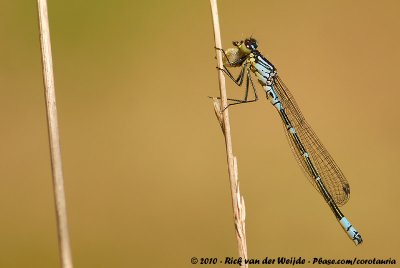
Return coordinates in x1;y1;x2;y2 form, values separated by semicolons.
1;0;399;267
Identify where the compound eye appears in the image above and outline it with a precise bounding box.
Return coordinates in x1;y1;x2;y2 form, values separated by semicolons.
245;39;257;50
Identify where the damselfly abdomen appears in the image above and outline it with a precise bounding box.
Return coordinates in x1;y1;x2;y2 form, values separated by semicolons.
216;38;363;245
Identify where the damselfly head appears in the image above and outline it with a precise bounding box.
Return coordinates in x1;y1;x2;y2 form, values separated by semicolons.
245;38;258;50
233;37;258;55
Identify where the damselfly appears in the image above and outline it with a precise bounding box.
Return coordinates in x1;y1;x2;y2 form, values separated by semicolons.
215;38;363;245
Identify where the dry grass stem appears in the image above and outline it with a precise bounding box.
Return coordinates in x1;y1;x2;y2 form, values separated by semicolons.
212;97;224;129
37;1;73;267
209;0;248;266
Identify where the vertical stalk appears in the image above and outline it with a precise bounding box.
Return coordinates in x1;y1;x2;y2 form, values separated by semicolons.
37;1;73;267
209;1;248;266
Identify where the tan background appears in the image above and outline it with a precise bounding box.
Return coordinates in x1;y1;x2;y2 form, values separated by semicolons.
1;0;399;267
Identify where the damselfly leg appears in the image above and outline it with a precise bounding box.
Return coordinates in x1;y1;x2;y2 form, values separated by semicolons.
212;47;259;109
